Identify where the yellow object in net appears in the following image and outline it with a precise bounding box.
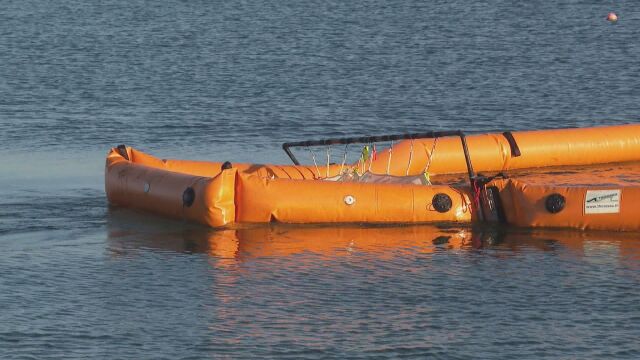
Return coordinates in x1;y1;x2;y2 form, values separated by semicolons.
423;171;432;185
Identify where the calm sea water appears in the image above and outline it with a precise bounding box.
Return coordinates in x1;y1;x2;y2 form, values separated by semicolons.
1;0;640;358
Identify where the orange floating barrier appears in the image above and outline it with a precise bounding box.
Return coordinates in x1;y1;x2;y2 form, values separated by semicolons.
105;124;640;231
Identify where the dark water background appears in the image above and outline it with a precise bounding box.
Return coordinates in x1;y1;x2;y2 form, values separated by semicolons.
1;0;640;358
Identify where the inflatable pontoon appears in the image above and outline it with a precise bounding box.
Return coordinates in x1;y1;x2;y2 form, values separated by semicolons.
105;124;640;231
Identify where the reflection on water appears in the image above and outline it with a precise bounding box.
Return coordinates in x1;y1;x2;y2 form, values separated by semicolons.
107;207;640;268
102;208;640;359
3;204;639;359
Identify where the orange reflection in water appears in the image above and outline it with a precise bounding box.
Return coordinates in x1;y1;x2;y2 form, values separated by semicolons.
107;208;640;268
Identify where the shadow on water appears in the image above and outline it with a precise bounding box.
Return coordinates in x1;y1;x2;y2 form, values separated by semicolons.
106;206;640;266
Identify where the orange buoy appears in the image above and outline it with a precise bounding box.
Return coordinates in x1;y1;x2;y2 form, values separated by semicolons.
607;12;618;23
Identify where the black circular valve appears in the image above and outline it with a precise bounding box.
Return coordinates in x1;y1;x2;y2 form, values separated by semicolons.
182;187;195;207
432;193;453;213
221;161;232;170
545;193;565;214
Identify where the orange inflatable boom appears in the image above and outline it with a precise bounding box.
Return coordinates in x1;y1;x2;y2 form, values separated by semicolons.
105;124;640;231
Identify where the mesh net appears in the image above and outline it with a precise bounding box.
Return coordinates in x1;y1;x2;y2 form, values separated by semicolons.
302;138;437;185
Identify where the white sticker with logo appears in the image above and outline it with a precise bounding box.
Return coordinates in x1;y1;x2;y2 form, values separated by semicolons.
584;189;621;214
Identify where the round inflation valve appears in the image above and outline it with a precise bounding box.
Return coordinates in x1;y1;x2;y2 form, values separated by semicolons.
221;161;233;170
344;195;356;205
182;187;196;207
432;193;452;213
545;193;565;214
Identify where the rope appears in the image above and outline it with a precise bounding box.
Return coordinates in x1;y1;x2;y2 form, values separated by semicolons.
472;179;482;212
359;145;370;175
307;147;321;178
422;138;438;185
326;145;331;177
405;139;414;176
386;140;394;175
339;144;348;175
424;137;438;173
367;142;373;173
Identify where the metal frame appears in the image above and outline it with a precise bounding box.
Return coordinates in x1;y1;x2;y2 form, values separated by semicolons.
282;130;476;180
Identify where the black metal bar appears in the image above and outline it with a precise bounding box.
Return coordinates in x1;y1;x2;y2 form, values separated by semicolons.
282;144;301;165
282;130;462;150
459;133;476;180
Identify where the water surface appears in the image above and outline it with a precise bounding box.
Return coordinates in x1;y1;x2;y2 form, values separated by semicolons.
1;0;640;358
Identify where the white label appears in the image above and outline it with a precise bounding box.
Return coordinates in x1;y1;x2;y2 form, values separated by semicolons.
584;190;620;214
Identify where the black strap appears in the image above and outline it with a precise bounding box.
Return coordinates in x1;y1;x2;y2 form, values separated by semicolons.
486;186;507;223
502;132;521;157
116;144;130;161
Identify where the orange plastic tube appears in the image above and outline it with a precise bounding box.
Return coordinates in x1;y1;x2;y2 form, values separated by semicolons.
494;178;640;231
235;173;474;224
105;148;236;227
368;124;640;175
